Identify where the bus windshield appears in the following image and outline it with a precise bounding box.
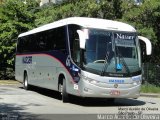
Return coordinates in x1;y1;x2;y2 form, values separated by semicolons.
83;29;141;77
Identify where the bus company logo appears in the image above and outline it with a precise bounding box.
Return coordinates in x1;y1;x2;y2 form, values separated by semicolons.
22;56;32;64
109;79;124;84
115;33;134;40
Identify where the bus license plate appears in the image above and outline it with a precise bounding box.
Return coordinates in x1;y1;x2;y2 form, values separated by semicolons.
110;90;120;95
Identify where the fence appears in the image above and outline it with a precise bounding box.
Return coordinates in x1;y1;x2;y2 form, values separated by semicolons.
142;63;160;86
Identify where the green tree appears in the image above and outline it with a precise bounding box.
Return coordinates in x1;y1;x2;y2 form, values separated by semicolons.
0;0;39;79
35;0;123;26
121;0;160;63
1;0;159;79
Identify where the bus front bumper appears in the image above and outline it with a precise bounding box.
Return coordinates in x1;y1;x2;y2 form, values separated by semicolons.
78;80;141;99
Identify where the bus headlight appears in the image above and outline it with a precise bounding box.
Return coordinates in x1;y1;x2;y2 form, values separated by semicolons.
132;76;142;86
81;75;99;84
133;80;141;86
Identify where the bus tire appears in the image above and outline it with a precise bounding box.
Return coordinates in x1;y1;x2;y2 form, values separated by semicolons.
24;73;29;90
62;78;69;103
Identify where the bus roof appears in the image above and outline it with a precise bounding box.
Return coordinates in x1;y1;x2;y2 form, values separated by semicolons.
18;17;136;37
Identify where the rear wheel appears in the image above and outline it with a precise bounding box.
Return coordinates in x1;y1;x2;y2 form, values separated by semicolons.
24;73;29;90
62;78;69;103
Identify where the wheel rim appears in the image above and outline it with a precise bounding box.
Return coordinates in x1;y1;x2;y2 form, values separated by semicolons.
59;84;63;95
24;75;28;89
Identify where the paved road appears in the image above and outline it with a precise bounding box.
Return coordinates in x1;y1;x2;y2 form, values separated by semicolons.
0;84;160;120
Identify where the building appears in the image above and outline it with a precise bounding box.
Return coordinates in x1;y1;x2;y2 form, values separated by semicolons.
134;0;142;5
39;0;62;6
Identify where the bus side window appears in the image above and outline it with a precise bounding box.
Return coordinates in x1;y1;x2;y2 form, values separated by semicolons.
36;32;47;52
47;29;55;51
29;34;38;52
39;36;47;50
17;38;23;53
17;36;35;53
68;24;81;66
52;26;67;54
23;36;30;53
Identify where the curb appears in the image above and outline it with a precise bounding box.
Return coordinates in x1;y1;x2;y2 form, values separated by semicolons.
140;93;160;98
0;80;20;86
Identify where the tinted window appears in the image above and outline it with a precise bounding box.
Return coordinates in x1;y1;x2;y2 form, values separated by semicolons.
68;24;81;66
16;38;23;53
17;26;67;53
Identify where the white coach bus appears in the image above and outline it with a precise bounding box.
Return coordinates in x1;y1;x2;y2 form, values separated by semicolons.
15;17;152;103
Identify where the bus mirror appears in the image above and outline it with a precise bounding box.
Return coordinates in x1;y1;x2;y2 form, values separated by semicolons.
77;29;88;49
138;36;152;55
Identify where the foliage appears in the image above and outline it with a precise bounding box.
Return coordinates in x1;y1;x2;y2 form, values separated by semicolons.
35;0;123;26
141;84;160;93
0;0;39;79
121;0;160;63
0;0;160;79
122;0;160;44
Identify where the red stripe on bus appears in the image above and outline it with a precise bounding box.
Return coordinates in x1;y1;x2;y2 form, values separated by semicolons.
16;53;76;84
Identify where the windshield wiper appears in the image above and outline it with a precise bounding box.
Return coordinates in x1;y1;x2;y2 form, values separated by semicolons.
100;51;110;76
116;47;131;76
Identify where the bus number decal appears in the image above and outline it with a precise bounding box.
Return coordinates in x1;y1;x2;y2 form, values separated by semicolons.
22;56;32;64
66;56;71;67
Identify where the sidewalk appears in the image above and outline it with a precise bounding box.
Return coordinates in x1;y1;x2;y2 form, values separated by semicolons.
0;80;20;85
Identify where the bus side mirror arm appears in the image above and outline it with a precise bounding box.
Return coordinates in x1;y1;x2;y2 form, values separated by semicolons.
138;36;152;55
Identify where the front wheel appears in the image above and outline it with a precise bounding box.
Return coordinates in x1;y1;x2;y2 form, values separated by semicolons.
62;78;69;103
107;98;115;104
24;73;29;90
